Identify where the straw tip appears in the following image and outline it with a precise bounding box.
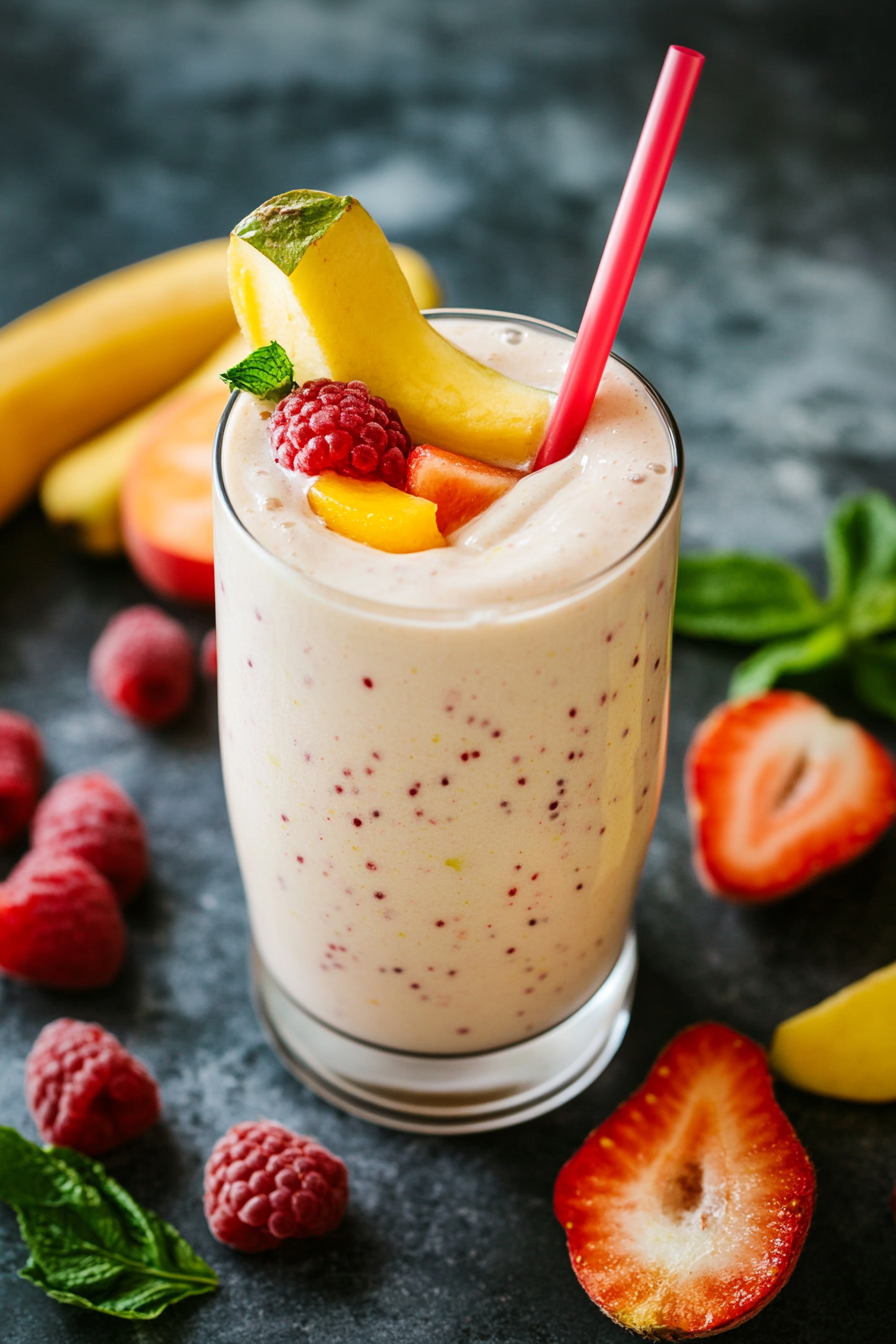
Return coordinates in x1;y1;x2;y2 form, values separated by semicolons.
669;45;705;65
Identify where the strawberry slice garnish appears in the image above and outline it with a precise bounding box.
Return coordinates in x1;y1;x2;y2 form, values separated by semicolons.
686;690;896;901
406;444;524;534
554;1023;815;1339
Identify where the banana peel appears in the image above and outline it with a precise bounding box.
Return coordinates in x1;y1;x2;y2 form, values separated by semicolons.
41;332;248;554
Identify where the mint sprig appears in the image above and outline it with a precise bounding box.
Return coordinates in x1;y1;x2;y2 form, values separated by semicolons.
674;553;826;642
674;492;896;719
222;340;295;401
0;1126;217;1319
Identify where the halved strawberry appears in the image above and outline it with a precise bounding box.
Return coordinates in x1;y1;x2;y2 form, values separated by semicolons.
686;690;896;902
554;1023;815;1339
406;444;524;534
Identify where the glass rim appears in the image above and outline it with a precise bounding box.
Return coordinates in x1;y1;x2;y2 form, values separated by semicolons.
213;309;684;627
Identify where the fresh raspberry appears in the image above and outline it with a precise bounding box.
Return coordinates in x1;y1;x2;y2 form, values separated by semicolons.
90;605;194;727
269;379;411;487
0;710;43;846
31;771;148;906
204;1120;349;1252
200;629;217;679
0;851;125;990
25;1018;161;1156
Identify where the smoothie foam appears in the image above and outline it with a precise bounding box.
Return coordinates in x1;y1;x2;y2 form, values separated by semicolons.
216;316;679;1054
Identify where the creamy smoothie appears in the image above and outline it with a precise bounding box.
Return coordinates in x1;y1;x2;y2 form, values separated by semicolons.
216;315;679;1055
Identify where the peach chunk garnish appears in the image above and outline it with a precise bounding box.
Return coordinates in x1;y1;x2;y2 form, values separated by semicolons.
308;472;445;553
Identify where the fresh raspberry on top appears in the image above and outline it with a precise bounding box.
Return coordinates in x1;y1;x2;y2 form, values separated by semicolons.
25;1018;161;1156
90;605;194;727
0;851;125;990
31;771;148;906
0;710;43;846
204;1120;349;1253
269;379;411;488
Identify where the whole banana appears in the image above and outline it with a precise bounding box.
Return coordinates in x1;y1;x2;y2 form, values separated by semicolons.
0;239;236;525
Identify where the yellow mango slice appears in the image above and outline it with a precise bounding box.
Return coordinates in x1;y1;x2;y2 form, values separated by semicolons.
308;472;446;554
769;960;896;1102
228;191;550;468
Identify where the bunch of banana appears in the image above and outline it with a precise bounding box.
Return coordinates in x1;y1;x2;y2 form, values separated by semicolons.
0;239;238;529
41;332;248;554
27;240;441;555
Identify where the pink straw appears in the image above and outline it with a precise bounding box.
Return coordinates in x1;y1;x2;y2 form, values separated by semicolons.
533;45;704;471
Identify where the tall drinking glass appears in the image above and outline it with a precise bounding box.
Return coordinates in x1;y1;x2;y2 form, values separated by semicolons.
214;310;682;1133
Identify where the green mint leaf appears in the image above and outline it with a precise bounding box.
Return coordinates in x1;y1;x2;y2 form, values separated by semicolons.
850;638;896;720
221;340;295;401
0;1127;217;1320
729;623;848;699
825;492;896;607
674;554;826;642
233;189;353;276
845;576;896;640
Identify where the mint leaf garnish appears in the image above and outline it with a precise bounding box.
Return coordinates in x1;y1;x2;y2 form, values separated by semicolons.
222;341;295;401
0;1127;217;1320
845;576;896;640
674;492;896;720
825;491;896;607
233;190;353;276
675;554;826;642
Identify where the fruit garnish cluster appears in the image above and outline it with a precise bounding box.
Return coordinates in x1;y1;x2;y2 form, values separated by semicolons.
221;189;550;552
223;339;525;551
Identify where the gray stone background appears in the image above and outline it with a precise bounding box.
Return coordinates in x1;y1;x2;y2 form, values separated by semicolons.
1;0;896;1340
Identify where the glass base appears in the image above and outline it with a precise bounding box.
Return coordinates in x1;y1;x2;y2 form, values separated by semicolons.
251;932;637;1134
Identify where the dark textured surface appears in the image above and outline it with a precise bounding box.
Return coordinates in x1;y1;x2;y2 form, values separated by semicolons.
2;0;896;1338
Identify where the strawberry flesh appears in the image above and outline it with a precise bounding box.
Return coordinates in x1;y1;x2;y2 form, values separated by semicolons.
406;444;524;534
686;690;896;901
554;1023;816;1339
